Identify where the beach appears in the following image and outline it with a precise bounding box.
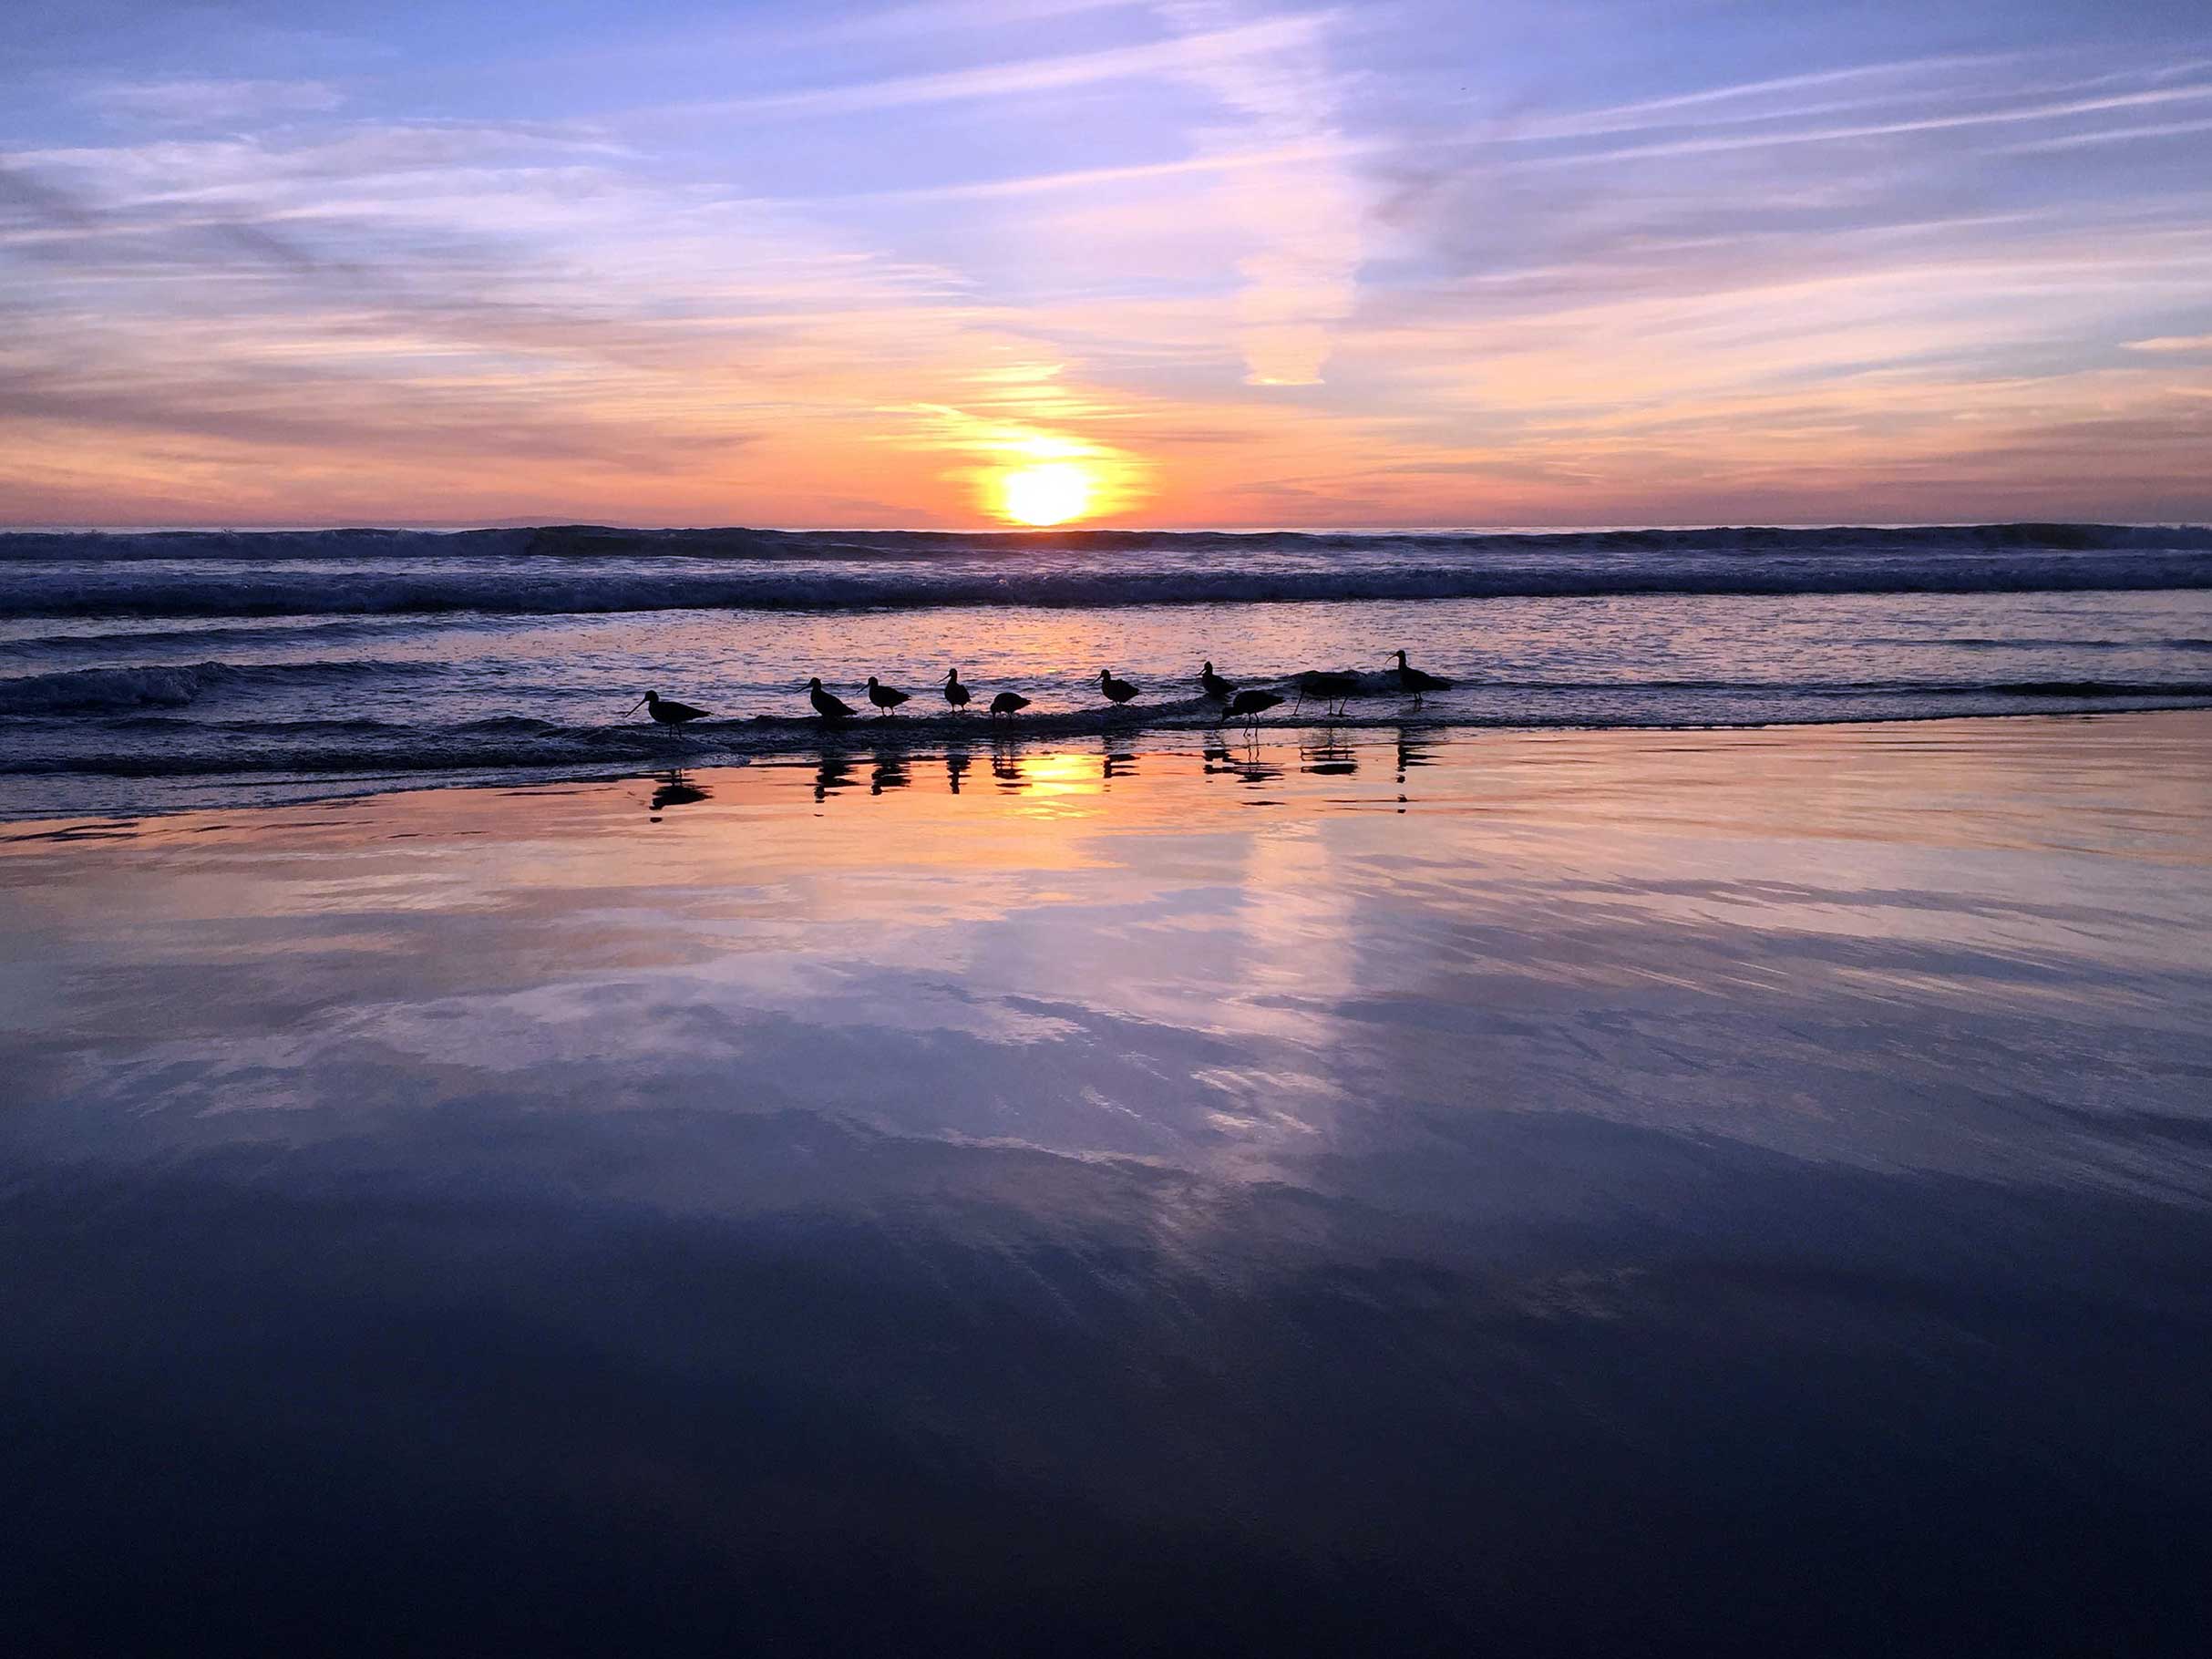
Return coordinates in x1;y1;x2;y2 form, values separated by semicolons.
6;710;2210;1652
12;0;2212;1645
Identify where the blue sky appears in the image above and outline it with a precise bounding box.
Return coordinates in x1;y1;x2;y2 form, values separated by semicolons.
4;0;2209;525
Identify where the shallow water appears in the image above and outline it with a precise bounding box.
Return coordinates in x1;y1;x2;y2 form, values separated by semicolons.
3;587;2210;819
5;526;2211;819
5;715;2211;1653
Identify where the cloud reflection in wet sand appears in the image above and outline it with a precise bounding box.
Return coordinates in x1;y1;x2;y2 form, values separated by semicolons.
4;716;2212;1652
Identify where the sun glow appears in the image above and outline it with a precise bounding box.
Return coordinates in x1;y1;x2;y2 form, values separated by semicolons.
998;461;1094;526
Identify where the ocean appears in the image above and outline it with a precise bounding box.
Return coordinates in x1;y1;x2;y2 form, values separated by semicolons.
4;521;2211;819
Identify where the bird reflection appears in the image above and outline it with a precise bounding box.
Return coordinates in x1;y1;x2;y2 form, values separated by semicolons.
992;746;1027;790
945;750;972;794
1231;749;1282;787
1102;747;1137;782
1396;733;1437;781
1396;731;1435;805
813;749;857;802
870;750;911;795
1301;736;1357;777
649;768;711;811
1203;743;1279;786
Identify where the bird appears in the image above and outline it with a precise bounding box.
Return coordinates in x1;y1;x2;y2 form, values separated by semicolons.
1388;649;1454;703
866;675;910;716
1225;688;1283;729
1097;668;1140;707
808;676;857;720
630;690;709;727
1199;660;1236;700
943;669;972;712
1293;670;1360;717
989;691;1031;718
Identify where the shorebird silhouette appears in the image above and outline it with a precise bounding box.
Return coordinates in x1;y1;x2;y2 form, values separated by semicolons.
942;669;971;712
1199;660;1236;700
866;675;910;716
1293;670;1359;717
808;677;856;720
989;691;1031;718
1388;649;1453;705
1097;668;1140;707
1225;687;1283;730
630;690;709;727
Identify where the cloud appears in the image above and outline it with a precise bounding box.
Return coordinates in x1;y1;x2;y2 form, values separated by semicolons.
1157;2;1363;386
2000;116;2212;152
810;0;1141;42
2125;335;2212;354
643;11;1332;121
87;78;346;125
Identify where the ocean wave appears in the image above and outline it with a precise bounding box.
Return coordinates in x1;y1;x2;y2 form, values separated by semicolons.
0;658;448;714
5;546;2212;619
1859;635;2212;653
0;663;238;713
6;521;2211;564
3;616;417;654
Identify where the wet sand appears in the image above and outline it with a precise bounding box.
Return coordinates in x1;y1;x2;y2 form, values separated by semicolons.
5;714;2211;1654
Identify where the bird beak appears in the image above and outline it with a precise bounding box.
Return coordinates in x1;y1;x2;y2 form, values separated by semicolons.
627;698;647;714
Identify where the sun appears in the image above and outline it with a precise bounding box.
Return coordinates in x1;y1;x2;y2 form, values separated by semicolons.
998;461;1094;527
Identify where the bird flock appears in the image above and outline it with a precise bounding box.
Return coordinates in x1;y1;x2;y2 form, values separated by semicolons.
633;652;1455;730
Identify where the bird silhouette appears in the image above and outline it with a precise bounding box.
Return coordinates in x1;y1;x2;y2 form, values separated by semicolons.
630;690;709;726
943;669;971;712
1097;668;1140;706
989;691;1031;717
1293;670;1359;717
866;675;910;716
808;677;857;720
1388;649;1453;704
1199;660;1236;700
1225;688;1283;729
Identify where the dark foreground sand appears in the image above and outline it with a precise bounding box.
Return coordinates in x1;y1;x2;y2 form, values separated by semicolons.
4;714;2210;1654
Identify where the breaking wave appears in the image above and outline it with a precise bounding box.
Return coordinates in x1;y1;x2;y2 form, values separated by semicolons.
0;659;446;714
1;522;2207;618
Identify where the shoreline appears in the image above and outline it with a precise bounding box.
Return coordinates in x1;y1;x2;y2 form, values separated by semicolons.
7;703;2211;829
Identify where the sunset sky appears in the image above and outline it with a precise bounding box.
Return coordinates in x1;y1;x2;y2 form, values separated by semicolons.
4;0;2209;528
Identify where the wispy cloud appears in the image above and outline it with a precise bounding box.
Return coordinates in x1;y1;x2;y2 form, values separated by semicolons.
810;0;1142;42
1157;1;1363;386
642;12;1330;120
1471;80;2212;170
87;78;346;125
2000;116;2212;152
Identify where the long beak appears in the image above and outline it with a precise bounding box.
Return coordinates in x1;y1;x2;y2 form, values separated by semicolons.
627;698;647;715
